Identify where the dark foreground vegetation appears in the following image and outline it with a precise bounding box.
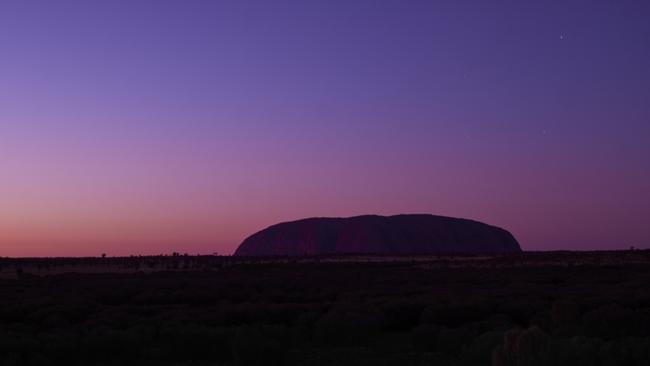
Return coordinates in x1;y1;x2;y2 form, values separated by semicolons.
1;251;650;365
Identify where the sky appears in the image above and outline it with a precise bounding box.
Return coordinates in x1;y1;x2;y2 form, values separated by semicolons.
1;0;649;257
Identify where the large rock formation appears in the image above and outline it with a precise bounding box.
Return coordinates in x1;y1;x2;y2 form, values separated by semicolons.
234;214;521;256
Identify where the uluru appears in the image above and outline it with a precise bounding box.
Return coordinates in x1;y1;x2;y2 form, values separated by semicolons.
234;214;521;256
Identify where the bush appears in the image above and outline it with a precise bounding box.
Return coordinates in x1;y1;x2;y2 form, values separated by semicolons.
436;326;477;355
410;324;441;351
420;302;491;327
597;337;650;366
461;330;504;364
492;326;551;366
232;325;287;366
158;323;232;362
313;307;383;346
582;304;637;339
551;300;581;336
529;311;552;333
80;328;144;362
379;301;425;331
0;332;40;366
479;314;514;333
553;336;603;366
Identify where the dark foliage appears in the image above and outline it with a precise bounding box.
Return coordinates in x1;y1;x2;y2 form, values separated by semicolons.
1;251;650;365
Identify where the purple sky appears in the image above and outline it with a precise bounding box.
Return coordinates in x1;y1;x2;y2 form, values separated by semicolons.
1;0;649;256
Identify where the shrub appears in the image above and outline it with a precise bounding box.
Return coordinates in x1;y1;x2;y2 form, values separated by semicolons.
379;301;425;331
492;326;551;366
551;300;581;335
553;336;603;366
582;304;637;339
436;325;476;355
159;323;232;362
461;330;505;365
232;325;287;366
479;314;514;333
313;307;383;346
420;302;491;327
597;337;650;366
528;311;552;333
410;324;442;351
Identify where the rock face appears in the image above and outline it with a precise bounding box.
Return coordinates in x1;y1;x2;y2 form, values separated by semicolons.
234;214;521;256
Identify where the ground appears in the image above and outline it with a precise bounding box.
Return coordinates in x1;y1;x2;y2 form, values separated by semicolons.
1;251;649;365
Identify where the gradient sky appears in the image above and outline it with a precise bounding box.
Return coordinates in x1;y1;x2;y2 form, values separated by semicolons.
1;0;649;257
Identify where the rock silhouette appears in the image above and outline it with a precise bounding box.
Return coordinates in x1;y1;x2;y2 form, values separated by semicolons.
235;214;521;256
